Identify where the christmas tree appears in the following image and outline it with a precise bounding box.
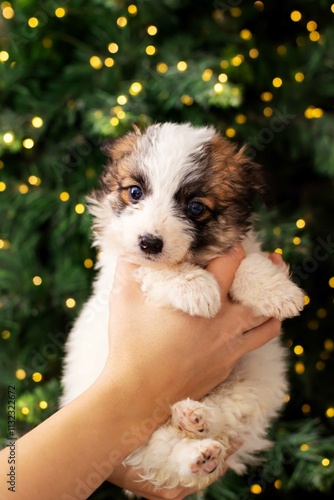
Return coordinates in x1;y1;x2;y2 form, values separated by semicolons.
1;0;334;498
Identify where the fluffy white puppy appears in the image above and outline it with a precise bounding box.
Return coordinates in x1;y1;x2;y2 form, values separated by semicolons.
60;123;304;489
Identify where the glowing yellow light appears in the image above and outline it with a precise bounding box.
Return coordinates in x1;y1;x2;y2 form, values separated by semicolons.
312;107;324;118
39;400;48;409
331;4;334;13
300;443;310;451
277;45;287;55
250;484;262;494
117;16;127;27
295;72;304;82
55;7;66;18
3;132;14;144
220;60;229;69
214;83;224;94
294;345;304;355
177;61;187;71
0;239;10;249
230;7;242;17
274;480;282;489
225;128;236;138
117;95;127;105
231;55;244;66
274;248;283;255
202;69;213;81
0;160;4;169
0;181;6;192
263;107;273;117
302;403;310;413
272;77;283;88
66;298;76;308
293;236;301;245
28;17;38;28
1;330;11;340
89;56;103;70
218;73;227;83
324;339;334;351
240;29;252;40
260;91;273;102
326;407;334;418
249;48;259;58
156;62;168;73
128;4;137;15
43;37;53;48
75;203;85;214
32;116;43;128
32;372;43;382
59;191;70;202
180;95;193;106
33;276;42;286
316;361;325;371
145;45;156;55
108;43;118;54
16;369;26;380
147;25;158;36
129;82;142;95
322;458;330;467
291;11;302;22
84;258;94;269
116;110;126;119
296;218;306;228
2;6;14;18
110;117;119;126
235;114;247;124
0;50;9;62
329;277;334;288
1;2;12;8
254;1;264;11
307;21;317;32
28;175;41;185
104;57;114;67
21;407;30;415
295;362;305;375
19;184;29;194
309;31;320;42
308;320;319;330
22;138;34;149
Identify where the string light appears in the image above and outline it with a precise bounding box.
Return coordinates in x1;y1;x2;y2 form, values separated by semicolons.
180;95;193;105
250;484;262;494
254;1;264;11
263;107;273;117
128;5;137;15
32;276;42;286
235;114;247;124
202;69;213;81
324;339;334;351
261;91;273;102
32;116;43;128
300;443;310;451
218;73;228;83
301;403;310;413
296;218;306;228
0;181;6;191
117;95;127;105
117;16;127;27
39;401;48;409
43;37;53;48
295;362;305;374
316;361;325;371
274;480;282;489
32;372;43;382
19;184;29;194
273;227;282;236
295;72;304;82
129;82;142;95
231;55;244;66
1;330;11;340
90;56;103;69
274;248;283;254
230;7;242;17
293;236;301;245
59;191;70;201
309;31;320;42
225;128;236;138
147;25;158;36
306;21;317;32
156;62;168;73
177;61;187;71
16;369;26;380
28;17;38;28
28;175;41;185
21;407;29;415
55;7;66;18
104;57;114;67
294;345;304;355
108;43;118;54
66;298;76;308
240;29;252;40
249;48;259;58
322;458;330;467
277;45;287;55
110;117;119;126
3;132;14;144
2;5;14;18
145;45;156;55
0;238;10;249
22;138;34;149
291;11;302;22
75;203;85;214
84;259;94;269
326;407;334;418
272;77;283;87
214;83;224;94
0;50;9;62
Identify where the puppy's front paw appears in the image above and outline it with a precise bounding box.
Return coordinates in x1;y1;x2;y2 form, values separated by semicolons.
188;440;225;476
134;266;221;318
171;399;212;438
230;253;304;320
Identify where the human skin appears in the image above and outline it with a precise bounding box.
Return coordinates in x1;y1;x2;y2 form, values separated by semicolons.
0;246;281;499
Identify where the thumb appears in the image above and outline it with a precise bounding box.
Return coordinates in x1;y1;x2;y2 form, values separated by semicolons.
206;245;245;300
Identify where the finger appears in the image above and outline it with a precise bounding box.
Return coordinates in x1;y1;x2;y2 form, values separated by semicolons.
268;252;289;274
207;245;245;299
241;318;281;355
111;258;139;298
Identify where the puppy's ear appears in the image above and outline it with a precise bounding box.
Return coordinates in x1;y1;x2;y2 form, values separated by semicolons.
100;129;140;163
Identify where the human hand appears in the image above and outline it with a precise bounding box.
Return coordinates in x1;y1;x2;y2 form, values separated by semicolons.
104;245;281;413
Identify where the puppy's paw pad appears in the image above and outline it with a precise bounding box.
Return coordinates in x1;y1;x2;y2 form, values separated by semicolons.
189;442;224;476
172;400;210;436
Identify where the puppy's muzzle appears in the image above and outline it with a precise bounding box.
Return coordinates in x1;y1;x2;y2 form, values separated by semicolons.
139;234;163;255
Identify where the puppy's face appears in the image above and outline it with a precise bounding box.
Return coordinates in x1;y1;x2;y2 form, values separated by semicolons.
90;123;264;266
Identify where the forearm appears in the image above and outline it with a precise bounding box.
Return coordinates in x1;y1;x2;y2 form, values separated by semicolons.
0;373;169;500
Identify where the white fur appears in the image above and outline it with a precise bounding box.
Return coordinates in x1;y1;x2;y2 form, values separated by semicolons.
60;122;304;489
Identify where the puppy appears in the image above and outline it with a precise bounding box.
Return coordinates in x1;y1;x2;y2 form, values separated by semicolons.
60;122;304;489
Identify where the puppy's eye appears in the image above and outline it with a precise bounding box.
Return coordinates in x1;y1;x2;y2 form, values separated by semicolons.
187;201;206;218
129;185;143;202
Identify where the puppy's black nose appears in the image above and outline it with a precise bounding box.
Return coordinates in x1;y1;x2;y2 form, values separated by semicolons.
139;234;163;254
